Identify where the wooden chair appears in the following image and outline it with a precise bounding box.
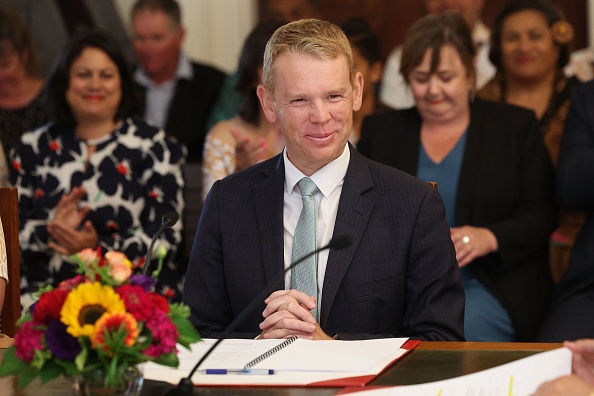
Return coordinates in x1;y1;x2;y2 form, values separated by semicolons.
0;187;20;337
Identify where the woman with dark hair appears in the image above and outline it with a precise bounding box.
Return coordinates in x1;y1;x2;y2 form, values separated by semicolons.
0;5;47;172
478;0;583;282
10;30;186;301
359;12;556;341
339;17;389;145
201;20;285;201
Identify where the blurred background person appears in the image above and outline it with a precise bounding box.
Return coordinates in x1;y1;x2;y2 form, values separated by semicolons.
131;0;225;163
379;0;495;110
10;30;186;303
537;80;594;342
202;20;285;202
0;5;47;169
339;17;389;146
206;0;320;131
477;0;583;283
359;12;556;342
0;0;134;76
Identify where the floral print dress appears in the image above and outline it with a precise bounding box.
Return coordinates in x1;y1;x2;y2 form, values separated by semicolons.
10;117;186;299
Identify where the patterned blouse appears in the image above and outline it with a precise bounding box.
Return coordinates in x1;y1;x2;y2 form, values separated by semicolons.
10;117;186;298
202;135;235;202
0;216;8;282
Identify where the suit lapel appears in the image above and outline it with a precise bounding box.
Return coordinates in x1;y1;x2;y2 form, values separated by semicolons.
320;147;375;326
253;155;286;285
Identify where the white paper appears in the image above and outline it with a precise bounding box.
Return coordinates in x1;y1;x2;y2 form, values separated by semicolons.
345;347;572;396
143;337;409;386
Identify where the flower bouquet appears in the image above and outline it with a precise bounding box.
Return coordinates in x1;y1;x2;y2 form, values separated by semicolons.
0;246;200;392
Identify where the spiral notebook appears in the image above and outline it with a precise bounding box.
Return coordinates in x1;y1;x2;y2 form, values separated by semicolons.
143;337;419;387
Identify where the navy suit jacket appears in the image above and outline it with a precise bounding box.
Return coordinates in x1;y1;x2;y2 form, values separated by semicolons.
183;146;465;341
358;98;556;341
555;80;594;300
136;61;226;163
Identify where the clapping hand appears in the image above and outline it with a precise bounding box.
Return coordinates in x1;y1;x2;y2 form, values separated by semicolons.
231;127;268;171
47;186;98;255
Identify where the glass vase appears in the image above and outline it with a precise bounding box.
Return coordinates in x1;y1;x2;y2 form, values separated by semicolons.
70;365;144;396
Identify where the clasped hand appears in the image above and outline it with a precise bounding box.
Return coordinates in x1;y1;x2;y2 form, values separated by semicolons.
259;289;333;340
47;186;98;255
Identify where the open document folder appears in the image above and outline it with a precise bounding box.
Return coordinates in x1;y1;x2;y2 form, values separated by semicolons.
143;337;419;387
340;347;572;396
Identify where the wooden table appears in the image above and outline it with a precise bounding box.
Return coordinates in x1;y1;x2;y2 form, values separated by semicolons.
0;338;562;395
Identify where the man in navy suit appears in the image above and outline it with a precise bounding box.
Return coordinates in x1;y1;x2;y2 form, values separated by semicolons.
183;19;465;341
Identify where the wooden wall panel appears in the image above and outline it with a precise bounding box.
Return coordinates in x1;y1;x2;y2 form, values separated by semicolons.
259;1;589;59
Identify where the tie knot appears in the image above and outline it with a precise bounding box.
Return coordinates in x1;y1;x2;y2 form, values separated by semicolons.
297;177;319;197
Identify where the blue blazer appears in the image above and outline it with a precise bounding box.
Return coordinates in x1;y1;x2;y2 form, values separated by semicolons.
183;146;465;341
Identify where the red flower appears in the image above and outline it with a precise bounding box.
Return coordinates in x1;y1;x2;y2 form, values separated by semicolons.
150;293;170;314
11;160;20;172
33;289;69;324
115;284;154;321
57;275;87;291
34;188;44;199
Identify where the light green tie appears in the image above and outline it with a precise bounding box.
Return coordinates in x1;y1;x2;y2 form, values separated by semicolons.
291;177;319;320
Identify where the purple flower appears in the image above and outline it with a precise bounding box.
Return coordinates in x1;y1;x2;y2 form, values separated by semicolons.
129;274;156;291
45;320;81;360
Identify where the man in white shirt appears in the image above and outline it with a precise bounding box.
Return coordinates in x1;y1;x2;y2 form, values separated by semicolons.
184;19;464;341
380;0;495;109
131;0;225;163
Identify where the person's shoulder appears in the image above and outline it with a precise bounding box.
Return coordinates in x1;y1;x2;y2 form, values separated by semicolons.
472;97;537;121
190;60;227;80
571;79;594;99
206;117;241;145
352;149;432;193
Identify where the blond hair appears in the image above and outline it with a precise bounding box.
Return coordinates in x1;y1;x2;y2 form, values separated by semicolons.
262;18;354;93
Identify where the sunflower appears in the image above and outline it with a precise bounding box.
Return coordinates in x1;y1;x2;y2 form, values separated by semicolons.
61;282;126;337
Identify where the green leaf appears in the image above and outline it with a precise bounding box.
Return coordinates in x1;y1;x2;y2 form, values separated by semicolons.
152;352;179;367
17;367;39;390
169;303;191;319
74;346;88;372
55;359;79;376
172;317;201;349
0;347;29;376
39;360;64;384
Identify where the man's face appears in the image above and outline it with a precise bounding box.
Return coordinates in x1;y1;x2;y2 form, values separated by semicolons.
132;9;184;83
425;0;484;28
265;0;319;22
257;53;363;176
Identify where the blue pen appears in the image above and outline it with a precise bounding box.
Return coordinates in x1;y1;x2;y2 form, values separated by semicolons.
203;369;275;375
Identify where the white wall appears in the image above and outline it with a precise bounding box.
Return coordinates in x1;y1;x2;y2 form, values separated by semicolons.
114;0;258;73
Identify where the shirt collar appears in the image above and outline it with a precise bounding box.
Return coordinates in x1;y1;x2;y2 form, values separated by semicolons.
284;144;350;198
134;51;194;87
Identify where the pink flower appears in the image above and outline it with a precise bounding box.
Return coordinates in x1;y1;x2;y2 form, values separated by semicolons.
105;251;132;283
111;262;132;283
77;248;100;266
143;312;178;358
14;322;44;363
